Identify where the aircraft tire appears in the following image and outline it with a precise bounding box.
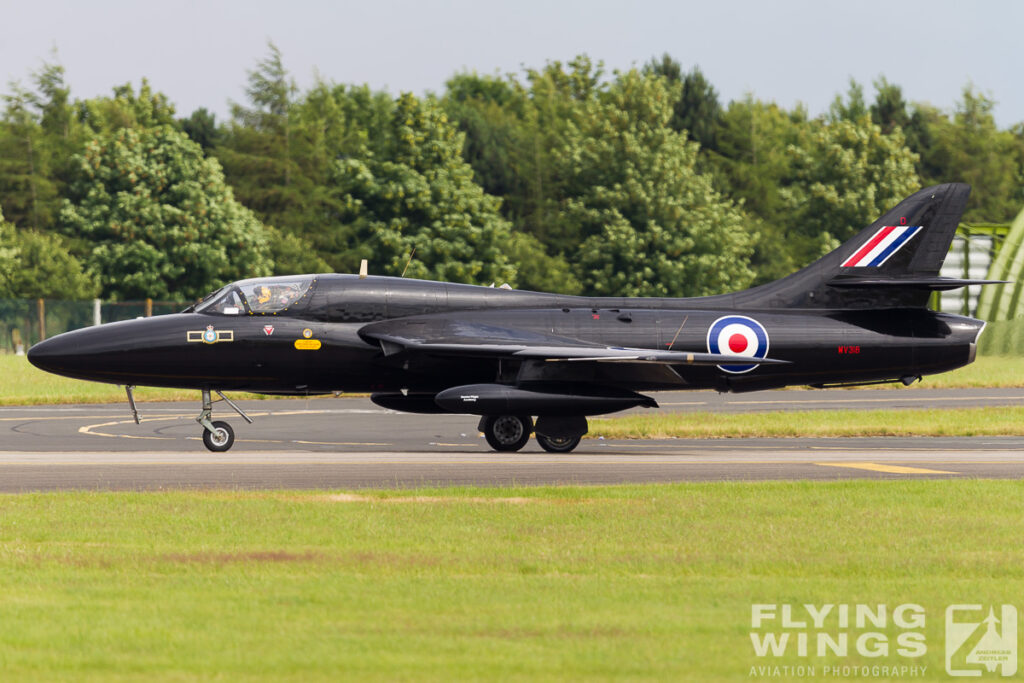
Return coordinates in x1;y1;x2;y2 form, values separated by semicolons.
482;414;532;452
202;420;235;452
536;433;582;453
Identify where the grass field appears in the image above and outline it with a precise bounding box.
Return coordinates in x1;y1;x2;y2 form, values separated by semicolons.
2;353;1024;406
0;482;1018;681
590;404;1024;439
0;354;287;404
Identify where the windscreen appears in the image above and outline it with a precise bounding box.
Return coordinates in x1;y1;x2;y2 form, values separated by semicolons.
195;276;315;316
194;287;244;315
238;278;314;314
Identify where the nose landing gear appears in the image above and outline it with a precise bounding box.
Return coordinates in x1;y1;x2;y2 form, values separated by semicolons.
202;421;235;452
197;389;253;452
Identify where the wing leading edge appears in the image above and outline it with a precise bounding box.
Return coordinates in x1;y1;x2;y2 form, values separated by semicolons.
360;318;789;367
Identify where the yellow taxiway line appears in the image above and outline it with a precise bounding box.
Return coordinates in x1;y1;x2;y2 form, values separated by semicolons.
814;462;960;475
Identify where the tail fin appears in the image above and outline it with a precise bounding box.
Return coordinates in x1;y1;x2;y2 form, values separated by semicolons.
735;183;996;309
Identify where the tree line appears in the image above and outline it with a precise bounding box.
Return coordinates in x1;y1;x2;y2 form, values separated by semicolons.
1;44;1022;302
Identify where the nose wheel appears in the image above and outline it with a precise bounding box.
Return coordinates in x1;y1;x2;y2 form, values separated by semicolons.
202;421;235;452
197;389;252;452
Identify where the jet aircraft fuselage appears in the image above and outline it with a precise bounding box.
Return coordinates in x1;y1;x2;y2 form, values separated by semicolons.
29;275;982;395
27;183;994;452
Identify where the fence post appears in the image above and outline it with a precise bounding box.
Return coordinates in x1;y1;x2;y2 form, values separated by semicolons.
93;298;102;326
37;298;45;341
145;298;153;317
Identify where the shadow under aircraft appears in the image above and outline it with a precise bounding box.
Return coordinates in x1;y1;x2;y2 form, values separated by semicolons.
29;183;998;452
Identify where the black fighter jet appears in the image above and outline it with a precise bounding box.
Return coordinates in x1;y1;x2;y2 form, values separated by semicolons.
29;183;996;452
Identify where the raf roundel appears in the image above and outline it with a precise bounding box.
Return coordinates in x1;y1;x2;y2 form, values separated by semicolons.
706;315;770;374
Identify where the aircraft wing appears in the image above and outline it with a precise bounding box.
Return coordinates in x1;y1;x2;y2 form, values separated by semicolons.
359;317;788;367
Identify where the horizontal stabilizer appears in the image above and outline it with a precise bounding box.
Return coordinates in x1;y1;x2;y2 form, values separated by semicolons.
827;276;1009;291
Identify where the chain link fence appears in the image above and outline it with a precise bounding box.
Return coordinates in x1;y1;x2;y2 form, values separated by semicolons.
0;299;189;354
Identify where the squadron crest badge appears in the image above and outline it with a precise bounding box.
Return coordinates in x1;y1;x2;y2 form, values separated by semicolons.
187;325;234;344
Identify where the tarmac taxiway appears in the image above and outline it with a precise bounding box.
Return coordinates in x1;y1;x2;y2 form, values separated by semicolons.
1;388;1022;490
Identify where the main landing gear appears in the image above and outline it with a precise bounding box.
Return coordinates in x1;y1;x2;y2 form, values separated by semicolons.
479;415;587;453
535;433;582;453
481;415;533;451
196;389;253;452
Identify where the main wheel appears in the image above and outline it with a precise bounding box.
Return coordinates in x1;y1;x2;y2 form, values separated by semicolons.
482;415;532;452
202;420;235;452
536;433;582;453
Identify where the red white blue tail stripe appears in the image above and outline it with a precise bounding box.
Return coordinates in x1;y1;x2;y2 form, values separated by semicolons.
841;225;922;268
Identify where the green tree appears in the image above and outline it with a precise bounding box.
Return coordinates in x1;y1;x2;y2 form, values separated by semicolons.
76;79;177;135
498;56;606;254
283;82;391;242
644;55;722;150
0;84;58;231
180;107;221;152
558;70;754;297
507;231;581;293
0;205;96;298
217;41;301;226
328;93;516;285
444;72;522;200
443;70;581;292
216;45;361;274
265;226;330;276
29;60;86;210
59;125;273;300
780;115;920;266
828;79;869;123
870;77;911;134
0;207;20;295
917;87;1021;222
708;95;806;281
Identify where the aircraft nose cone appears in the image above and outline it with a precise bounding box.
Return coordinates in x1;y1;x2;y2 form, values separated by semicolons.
27;333;81;375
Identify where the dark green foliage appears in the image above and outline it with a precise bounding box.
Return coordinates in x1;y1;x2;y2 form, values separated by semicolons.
327;93;517;285
76;79;177;135
828;79;869;122
870;77;910;134
915;88;1022;222
180;108;221;152
556;70;753;297
644;55;722;150
216;42;301;231
780;115;920;265
443;73;520;199
0;205;97;299
58;126;273;300
0;85;59;231
3;47;1024;301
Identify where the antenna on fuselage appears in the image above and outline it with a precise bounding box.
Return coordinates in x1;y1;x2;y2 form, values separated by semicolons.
359;259;368;279
400;247;416;277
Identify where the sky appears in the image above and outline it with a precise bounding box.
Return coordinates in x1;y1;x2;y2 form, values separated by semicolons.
2;0;1023;128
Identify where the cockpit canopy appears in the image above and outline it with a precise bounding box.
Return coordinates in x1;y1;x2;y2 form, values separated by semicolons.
195;276;316;316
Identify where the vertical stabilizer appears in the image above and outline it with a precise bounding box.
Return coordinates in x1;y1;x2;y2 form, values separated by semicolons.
733;183;976;309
